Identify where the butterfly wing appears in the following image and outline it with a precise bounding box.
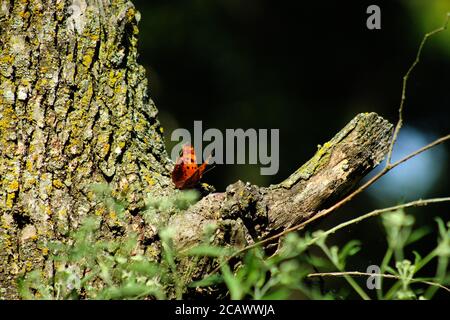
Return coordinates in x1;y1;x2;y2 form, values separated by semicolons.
178;162;208;189
172;145;199;189
172;144;210;189
172;161;188;189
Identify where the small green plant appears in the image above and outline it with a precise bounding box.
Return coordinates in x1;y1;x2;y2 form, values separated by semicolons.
17;184;449;300
190;207;449;300
18;215;166;299
17;186;200;300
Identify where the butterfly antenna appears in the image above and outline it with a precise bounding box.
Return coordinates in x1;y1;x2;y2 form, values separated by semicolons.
203;164;216;176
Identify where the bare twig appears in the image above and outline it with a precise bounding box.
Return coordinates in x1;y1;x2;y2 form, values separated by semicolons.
386;13;450;165
207;13;450;277
207;133;450;274
389;134;450;168
239;136;450;250
307;271;450;295
306;197;450;246
209;196;450;275
231;15;450;253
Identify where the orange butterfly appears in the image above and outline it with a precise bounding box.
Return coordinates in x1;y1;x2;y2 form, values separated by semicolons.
172;144;210;189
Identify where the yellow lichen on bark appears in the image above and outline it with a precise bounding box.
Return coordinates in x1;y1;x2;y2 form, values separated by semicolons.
0;0;172;298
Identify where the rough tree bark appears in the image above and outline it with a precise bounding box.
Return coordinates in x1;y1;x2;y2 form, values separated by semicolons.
0;0;393;299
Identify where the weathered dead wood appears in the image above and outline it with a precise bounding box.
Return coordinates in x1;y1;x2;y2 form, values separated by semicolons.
170;112;393;250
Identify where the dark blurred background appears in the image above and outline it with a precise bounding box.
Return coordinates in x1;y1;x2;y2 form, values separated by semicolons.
132;0;449;297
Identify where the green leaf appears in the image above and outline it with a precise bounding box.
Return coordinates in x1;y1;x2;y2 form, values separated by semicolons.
186;245;233;257
305;255;332;269
189;274;223;287
174;190;200;209
261;289;290;300
221;264;243;300
89;183;112;195
412;251;422;266
340;240;361;260
127;261;160;277
385;265;397;275
406;226;431;245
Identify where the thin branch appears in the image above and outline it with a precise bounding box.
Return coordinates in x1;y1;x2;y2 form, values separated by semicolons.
386;13;450;165
389;134;450;168
207;13;450;276
307;197;450;246
249;14;450;249
209;197;450;275
307;271;450;295
208;133;450;275
253;135;450;247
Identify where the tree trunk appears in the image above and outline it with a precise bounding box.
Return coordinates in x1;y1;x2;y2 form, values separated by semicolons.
0;0;393;299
